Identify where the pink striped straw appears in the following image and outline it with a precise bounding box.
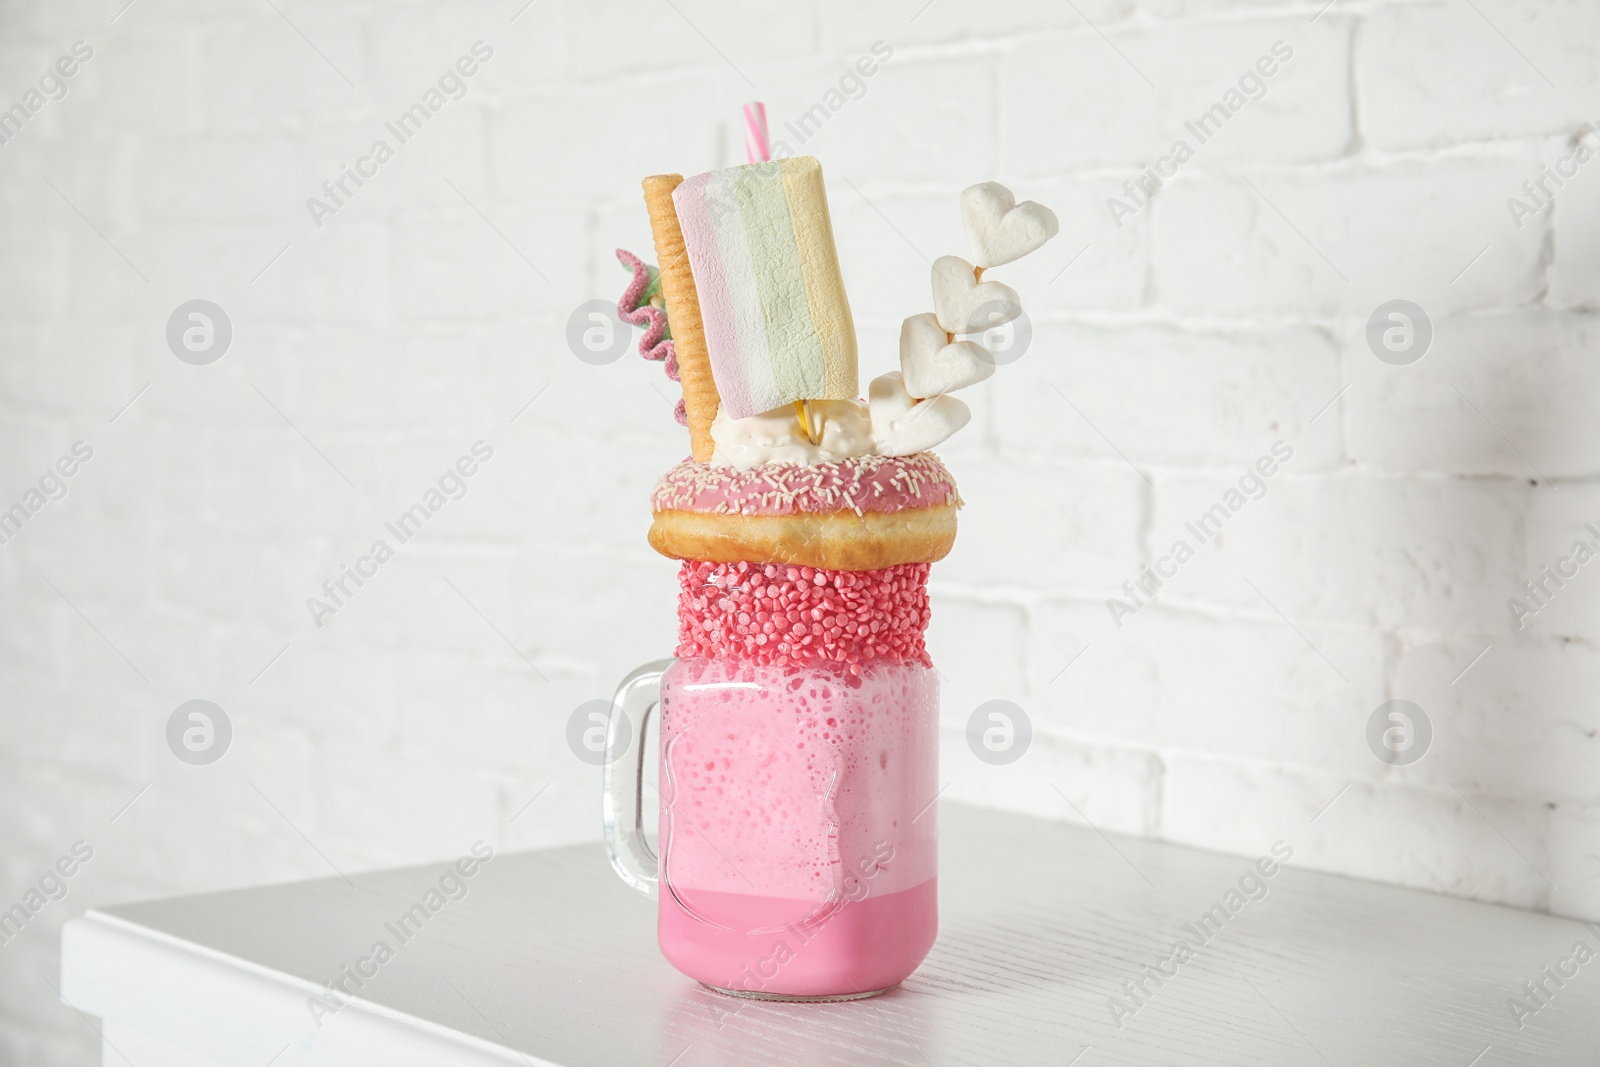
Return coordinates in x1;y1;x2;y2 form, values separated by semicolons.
743;101;770;164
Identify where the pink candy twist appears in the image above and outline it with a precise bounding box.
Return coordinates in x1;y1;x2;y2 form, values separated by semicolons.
615;248;687;426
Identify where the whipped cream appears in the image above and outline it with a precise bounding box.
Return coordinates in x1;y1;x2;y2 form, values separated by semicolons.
709;399;874;470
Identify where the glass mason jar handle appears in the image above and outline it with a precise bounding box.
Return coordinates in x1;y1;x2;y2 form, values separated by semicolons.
602;659;670;898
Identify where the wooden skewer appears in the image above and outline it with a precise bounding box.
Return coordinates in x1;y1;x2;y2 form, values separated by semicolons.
793;400;820;445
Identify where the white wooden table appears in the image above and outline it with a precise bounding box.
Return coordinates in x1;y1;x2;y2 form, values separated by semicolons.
61;804;1599;1066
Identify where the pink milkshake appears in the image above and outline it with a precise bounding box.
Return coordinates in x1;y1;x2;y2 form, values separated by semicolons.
603;146;1055;1003
658;655;939;999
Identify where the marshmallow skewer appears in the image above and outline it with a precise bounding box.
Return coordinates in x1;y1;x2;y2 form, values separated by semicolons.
643;174;721;462
872;182;1058;455
672;156;859;421
745;102;823;444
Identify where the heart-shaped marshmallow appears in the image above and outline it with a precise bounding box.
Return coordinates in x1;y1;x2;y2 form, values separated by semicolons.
869;371;970;456
899;312;994;399
961;182;1059;269
868;371;915;444
931;255;1021;335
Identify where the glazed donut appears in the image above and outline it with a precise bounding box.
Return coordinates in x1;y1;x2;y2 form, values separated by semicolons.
649;453;962;571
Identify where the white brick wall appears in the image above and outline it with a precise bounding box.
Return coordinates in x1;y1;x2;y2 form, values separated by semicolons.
2;0;1597;1060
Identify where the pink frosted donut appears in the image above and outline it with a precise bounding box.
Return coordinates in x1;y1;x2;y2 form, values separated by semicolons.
649;454;962;571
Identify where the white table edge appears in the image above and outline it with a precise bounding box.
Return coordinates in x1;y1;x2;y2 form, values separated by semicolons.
61;909;545;1067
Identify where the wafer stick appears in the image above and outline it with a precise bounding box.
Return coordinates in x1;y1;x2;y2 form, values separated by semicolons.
643;174;719;462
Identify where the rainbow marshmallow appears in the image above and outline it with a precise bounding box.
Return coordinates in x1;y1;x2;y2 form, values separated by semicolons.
672;157;858;420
